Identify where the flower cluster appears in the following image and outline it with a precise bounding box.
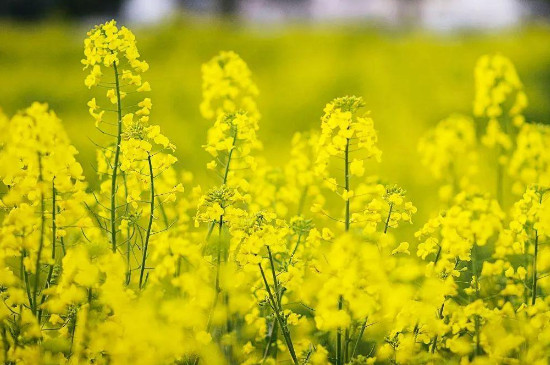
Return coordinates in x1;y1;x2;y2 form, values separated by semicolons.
509;122;550;194
474;53;526;123
315;96;381;180
418;114;478;200
200;51;260;121
82;20;149;89
203;111;261;187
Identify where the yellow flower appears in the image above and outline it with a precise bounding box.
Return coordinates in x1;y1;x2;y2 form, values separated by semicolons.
200;51;259;120
392;242;410;255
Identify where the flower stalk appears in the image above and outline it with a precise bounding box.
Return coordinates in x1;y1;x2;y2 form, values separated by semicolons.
139;153;155;290
110;61;123;253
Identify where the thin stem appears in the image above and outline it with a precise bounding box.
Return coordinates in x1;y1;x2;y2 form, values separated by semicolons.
265;232;303;363
51;179;56;263
433;245;442;265
288;234;302;266
266;247;282;309
1;325;9;362
21;251;33;309
430;302;445;353
222;127;238;185
338;137;351;365
351;318;368;359
531;191;545;305
59;236;66;256
429;245;445;353
139;153;155;290
158;200;170;228
430;335;438;354
532;229;539;305
223;293;233;361
261;320;278;364
32;154;45;316
38;178;57;322
344;138;350;232
384;203;393;234
215;216;223;294
196;127;239;363
471;242;481;356
337;295;343;365
258;261;299;365
110;60;123;253
344;327;350;363
123;173;132;285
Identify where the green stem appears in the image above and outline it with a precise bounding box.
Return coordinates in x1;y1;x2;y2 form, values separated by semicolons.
261;319;279;364
1;324;10;362
266;247;282;309
215;216;223;294
265;232;303;363
223;293;233;361
337;295;343;365
59;236;66;256
433;245;442;265
288;233;302;266
430;303;445;354
258;261;299;365
223;127;238;186
69;310;77;355
38;178;57;322
158;200;169;228
532;230;539;305
429;246;445;354
122;173;132;285
206;222;216;242
431;335;438;354
195;126;239;365
384;203;393;234
337;137;351;365
209;126;237;293
471;243;481;356
32;154;45;316
110;61;123;253
351;318;368;359
344;138;350;232
139;153;155;290
344;327;350;363
21;251;32;310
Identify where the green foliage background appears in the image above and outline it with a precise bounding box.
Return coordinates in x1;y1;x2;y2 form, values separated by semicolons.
1;19;549;225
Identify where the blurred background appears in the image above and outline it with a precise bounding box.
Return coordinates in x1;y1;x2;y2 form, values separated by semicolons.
1;0;550;224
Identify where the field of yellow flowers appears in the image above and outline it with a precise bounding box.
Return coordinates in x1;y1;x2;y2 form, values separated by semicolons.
0;19;550;364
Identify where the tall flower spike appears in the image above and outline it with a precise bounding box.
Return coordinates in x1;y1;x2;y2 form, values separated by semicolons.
203;109;261;188
314;96;381;231
475;54;525;149
83;20;152;252
316;96;381;179
474;54;527;123
509;123;550;195
418;114;478;200
82;20;149;87
200;51;259;121
0;103;91;325
200;52;261;189
474;54;526;205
